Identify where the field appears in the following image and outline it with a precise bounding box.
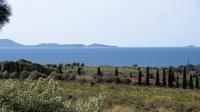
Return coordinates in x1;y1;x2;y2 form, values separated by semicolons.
61;82;200;112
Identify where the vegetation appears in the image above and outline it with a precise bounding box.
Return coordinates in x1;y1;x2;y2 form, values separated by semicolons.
0;78;104;112
0;60;200;111
0;0;11;28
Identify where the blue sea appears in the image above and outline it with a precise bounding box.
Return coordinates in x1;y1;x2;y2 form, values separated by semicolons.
0;47;200;67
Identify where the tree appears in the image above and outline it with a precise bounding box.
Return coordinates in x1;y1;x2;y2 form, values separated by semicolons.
155;69;160;86
138;70;142;85
196;75;199;89
176;76;180;88
115;68;118;77
0;0;11;28
168;67;173;88
189;75;194;89
145;67;150;85
163;68;166;87
78;66;81;75
182;67;187;89
58;65;63;74
97;67;101;76
129;72;133;78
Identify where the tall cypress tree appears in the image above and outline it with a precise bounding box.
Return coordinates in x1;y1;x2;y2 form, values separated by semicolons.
189;75;194;89
58;65;63;74
196;75;199;89
168;67;172;88
115;68;118;76
138;70;142;85
172;70;175;82
163;68;166;87
176;76;180;88
155;69;160;86
78;66;81;75
97;67;101;76
146;67;150;85
182;67;187;89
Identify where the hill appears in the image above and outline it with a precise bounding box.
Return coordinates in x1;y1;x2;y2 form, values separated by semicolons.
0;39;117;48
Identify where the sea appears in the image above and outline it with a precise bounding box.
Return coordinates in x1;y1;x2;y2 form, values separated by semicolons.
0;47;200;67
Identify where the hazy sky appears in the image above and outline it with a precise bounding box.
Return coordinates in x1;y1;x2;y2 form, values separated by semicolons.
0;0;200;47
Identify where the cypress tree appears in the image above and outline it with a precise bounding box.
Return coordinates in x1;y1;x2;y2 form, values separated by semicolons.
163;68;166;87
155;69;160;86
196;75;199;89
182;67;187;89
138;70;142;85
97;67;101;76
130;72;133;78
176;76;180;88
58;65;63;74
168;67;173;88
172;70;175;82
78;66;81;75
189;75;194;89
115;68;118;76
146;67;150;85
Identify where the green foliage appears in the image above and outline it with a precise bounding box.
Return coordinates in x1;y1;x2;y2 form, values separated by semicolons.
29;71;43;80
49;71;62;80
61;72;76;81
0;78;104;112
182;67;187;89
64;94;105;112
10;72;18;79
2;71;9;79
19;71;30;79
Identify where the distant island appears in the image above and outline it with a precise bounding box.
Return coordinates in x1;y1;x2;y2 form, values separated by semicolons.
0;39;117;48
185;45;196;48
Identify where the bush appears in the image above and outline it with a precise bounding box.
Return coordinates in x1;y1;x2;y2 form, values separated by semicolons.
61;72;76;81
64;94;105;112
19;71;30;79
0;78;105;112
29;71;43;80
2;71;9;79
10;72;18;79
0;72;3;79
49;71;62;80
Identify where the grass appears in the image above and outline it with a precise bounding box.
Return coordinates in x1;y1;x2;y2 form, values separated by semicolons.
60;82;200;112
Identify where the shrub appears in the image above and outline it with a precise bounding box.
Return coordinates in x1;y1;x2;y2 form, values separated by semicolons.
19;71;30;79
0;78;105;112
10;72;18;79
61;72;76;81
2;71;9;79
29;71;43;80
115;77;121;84
0;72;3;79
64;94;105;112
49;71;62;80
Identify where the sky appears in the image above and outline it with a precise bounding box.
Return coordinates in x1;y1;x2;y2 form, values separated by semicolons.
0;0;200;47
